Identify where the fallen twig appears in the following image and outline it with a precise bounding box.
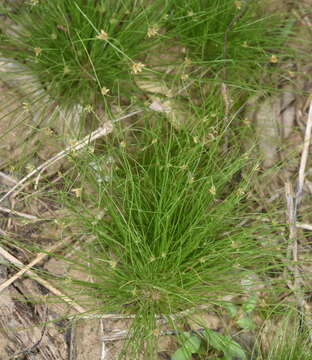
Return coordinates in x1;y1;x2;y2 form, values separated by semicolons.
285;182;300;290
295;100;312;212
0;171;17;185
100;319;107;360
0;238;70;293
284;99;312;313
296;222;312;231
0;242;85;313
0;110;143;205
70;304;210;322
0;205;41;221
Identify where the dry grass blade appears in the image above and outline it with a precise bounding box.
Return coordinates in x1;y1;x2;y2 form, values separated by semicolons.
0;238;71;293
285;182;299;275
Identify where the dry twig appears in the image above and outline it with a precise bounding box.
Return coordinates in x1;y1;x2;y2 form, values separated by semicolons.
284;99;312;311
0;110;142;205
0;171;17;185
0;205;41;221
295;100;312;211
101;327;207;342
285;182;300;291
0;238;70;293
296;222;312;231
0;242;85;313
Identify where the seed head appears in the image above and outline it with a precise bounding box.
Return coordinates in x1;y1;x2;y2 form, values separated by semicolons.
34;47;42;56
63;65;70;74
28;0;39;6
22;102;30;112
184;57;192;66
101;86;110;95
108;260;117;269
147;25;159;38
72;188;82;197
270;55;278;63
96;30;109;41
84;104;93;113
181;73;189;81
209;185;216;196
234;1;242;10
131;62;145;74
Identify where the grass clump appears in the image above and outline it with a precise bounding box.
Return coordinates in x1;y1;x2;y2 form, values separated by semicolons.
0;0;170;107
165;0;294;91
0;0;294;111
56;118;284;357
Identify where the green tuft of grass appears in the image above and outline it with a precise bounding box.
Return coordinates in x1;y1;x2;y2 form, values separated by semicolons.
0;0;296;112
52;117;286;357
0;0;170;107
164;0;295;91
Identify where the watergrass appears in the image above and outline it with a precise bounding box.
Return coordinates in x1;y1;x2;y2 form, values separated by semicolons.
52;118;288;357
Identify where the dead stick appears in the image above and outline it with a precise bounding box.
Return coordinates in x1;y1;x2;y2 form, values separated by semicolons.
284;100;312;310
0;205;41;221
0;243;85;313
295;100;312;212
0;110;142;205
296;222;312;231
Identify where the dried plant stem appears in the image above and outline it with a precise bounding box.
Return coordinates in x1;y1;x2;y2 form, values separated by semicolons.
0;241;85;313
285;182;299;286
71;304;210;322
296;222;312;231
284;100;312;312
296;100;312;211
0;205;41;221
0;110;142;205
101;327;207;342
